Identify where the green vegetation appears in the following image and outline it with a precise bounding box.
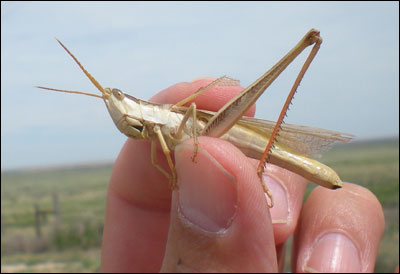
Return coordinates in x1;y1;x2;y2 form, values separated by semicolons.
1;138;398;272
1;165;110;272
319;138;399;207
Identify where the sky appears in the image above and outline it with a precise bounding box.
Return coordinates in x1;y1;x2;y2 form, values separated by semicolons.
1;1;399;170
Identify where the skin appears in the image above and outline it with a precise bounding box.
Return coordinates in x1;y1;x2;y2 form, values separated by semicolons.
100;78;387;272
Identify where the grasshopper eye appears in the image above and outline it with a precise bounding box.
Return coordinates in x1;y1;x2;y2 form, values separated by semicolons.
112;88;125;100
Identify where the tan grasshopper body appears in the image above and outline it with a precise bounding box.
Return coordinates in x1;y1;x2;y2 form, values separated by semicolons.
37;29;353;207
92;89;349;190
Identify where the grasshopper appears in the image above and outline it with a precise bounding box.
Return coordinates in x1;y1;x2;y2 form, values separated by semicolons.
37;29;353;207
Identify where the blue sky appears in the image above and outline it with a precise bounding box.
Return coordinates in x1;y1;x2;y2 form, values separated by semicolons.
1;2;399;170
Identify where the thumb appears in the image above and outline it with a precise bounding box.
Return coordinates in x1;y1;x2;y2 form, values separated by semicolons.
160;137;278;272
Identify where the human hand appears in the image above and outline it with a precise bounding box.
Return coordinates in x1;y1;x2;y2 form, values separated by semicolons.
100;78;385;272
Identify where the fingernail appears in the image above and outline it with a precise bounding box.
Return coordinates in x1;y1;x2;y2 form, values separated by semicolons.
175;144;237;233
304;232;362;272
263;175;289;224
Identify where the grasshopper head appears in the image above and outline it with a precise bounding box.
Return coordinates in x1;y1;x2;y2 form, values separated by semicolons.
103;88;146;140
36;39;146;140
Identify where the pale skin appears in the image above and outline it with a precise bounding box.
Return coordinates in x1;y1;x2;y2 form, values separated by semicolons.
101;78;387;273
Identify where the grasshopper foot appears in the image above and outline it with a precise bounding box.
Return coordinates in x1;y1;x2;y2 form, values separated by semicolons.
257;168;274;208
168;174;178;190
190;141;199;163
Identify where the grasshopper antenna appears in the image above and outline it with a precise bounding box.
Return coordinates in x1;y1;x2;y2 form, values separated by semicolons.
35;86;102;98
54;38;105;95
36;38;106;99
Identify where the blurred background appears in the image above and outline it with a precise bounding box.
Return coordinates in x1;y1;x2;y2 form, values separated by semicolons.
1;2;398;272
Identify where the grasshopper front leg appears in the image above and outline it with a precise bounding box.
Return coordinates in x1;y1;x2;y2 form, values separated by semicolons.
152;125;177;190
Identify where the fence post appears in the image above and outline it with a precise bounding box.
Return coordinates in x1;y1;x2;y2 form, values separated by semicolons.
34;203;41;238
1;213;4;236
53;194;60;221
52;193;61;229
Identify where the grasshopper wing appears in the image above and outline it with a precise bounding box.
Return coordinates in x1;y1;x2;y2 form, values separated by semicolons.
237;116;354;158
